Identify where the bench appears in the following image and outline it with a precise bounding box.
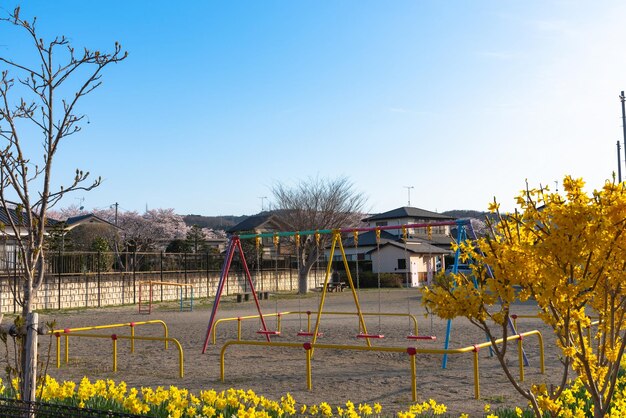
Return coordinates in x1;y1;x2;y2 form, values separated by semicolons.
236;293;251;302
327;282;348;292
236;291;270;302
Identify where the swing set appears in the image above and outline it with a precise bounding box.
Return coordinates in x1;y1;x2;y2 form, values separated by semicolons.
201;220;465;354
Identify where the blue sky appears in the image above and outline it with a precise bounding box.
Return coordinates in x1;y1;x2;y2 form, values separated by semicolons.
2;1;626;216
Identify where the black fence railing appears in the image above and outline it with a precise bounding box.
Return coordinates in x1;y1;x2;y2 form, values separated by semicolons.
0;397;143;417
0;250;302;276
0;250;331;314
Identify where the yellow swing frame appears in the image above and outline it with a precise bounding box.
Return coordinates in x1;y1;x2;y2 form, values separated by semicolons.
309;229;376;349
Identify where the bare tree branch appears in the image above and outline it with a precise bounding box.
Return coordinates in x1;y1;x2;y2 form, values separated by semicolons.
0;6;127;401
270;176;367;294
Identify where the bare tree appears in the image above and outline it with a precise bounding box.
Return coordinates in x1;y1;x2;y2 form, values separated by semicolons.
0;7;126;401
271;176;367;294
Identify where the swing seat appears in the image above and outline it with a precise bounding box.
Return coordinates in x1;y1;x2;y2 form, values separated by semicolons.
356;333;385;339
257;330;281;336
296;331;323;337
407;335;437;341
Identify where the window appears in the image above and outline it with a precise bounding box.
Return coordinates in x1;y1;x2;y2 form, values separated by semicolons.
397;258;406;270
375;221;388;227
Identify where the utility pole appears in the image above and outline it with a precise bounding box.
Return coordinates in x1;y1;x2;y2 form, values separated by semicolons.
114;202;119;226
620;91;626;183
258;196;268;212
618;141;622;183
403;186;414;206
618;90;626;183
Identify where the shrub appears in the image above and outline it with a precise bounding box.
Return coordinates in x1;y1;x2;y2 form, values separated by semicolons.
355;272;404;288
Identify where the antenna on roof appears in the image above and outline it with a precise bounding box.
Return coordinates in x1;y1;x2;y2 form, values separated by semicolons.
403;186;414;206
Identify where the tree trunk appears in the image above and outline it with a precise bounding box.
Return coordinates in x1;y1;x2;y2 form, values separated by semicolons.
298;269;309;295
297;242;322;294
20;275;37;410
21;312;38;412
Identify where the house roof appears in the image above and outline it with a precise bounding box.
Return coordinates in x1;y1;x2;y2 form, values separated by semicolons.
64;214;120;230
0;207;60;228
410;234;454;246
366;240;452;255
341;230;397;247
362;207;456;222
226;211;291;234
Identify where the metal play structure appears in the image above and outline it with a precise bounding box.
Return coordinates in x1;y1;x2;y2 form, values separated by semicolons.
138;281;194;314
220;329;544;400
202;220;470;354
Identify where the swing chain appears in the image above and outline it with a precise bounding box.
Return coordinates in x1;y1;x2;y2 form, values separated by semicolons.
295;232;303;331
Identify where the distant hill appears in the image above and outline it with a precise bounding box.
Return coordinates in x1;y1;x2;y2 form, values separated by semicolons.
185;210;495;231
183;214;247;230
441;210;494;221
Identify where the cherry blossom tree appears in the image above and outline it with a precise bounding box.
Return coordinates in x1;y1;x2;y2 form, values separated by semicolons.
91;208;187;252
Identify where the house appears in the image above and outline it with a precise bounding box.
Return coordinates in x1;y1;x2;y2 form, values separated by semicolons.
229;206;457;287
367;240;449;287
334;230;397;262
0;206;62;253
63;213;120;234
203;229;228;252
331;206;457;286
45;213;122;252
0;208;122;253
226;211;292;258
362;206;456;250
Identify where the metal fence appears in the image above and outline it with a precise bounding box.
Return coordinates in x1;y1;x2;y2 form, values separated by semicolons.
0;250;329;314
0;397;143;417
0;248;307;274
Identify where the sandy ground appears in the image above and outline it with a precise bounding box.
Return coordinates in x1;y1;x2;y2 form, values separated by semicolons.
36;289;565;417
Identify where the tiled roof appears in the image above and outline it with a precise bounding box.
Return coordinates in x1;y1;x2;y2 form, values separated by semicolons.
64;214;119;229
411;234;454;246
366;240;452;255
0;207;60;227
362;207;456;222
65;214;95;224
227;213;273;233
226;211;291;234
341;230;397;247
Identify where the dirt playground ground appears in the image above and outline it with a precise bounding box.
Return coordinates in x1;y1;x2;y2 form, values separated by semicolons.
38;289;565;416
